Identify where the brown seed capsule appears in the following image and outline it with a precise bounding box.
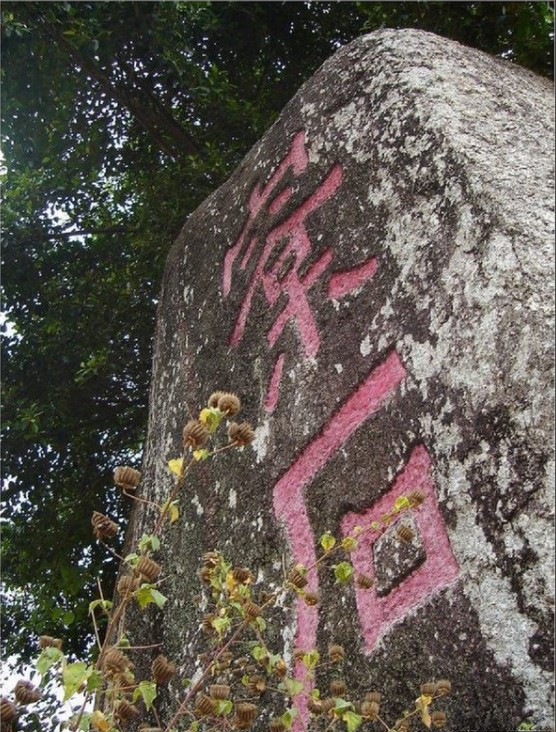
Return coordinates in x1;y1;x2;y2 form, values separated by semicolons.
202;551;221;568
103;648;130;674
209;684;231;700
202;614;217;635
273;659;287;678
91;511;118;540
136;556;161;583
396;524;415;543
420;682;437;696
233;567;252;583
183;420;209;450
228;421;255;446
364;692;382;704
14;680;41;705
320;698;337;713
247;675;266;695
307;697;324;715
303;591;319;606
329;679;347;697
217;393;241;416
234;702;258;729
361;701;379;721
408;490;426;507
1;698;17;723
243;600;261;618
328;644;345;662
208;391;227;408
288;568;308;589
293;649;307;661
114;466;141;491
117;574;141;595
270;718;286;731
431;711;447;728
196;694;216;717
436;679;451;696
152;655;176;684
395;718;411;732
38;635;63;650
114;699;140;722
356;574;374;589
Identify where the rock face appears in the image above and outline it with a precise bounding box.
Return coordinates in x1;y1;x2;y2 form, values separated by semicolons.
130;30;554;732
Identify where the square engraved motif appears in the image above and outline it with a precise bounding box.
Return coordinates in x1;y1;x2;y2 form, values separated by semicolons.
373;516;426;597
341;445;459;654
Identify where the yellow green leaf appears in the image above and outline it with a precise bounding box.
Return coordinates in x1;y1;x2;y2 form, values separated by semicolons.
168;458;183;476
193;448;210;462
90;710;111;732
199;407;222;433
320;532;336;552
341;536;358;552
394;496;411;512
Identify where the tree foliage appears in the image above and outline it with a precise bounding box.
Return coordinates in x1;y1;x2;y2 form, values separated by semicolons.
1;1;553;664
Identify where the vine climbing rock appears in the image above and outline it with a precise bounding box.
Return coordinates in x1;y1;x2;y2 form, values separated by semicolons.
127;29;554;732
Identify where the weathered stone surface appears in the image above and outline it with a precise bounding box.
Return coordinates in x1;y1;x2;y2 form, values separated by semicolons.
128;30;554;732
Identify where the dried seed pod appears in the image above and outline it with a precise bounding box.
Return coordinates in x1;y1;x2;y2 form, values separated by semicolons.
1;697;17;722
202;614;217;635
152;655;176;684
228;421;255;446
183;420;209;450
234;656;251;668
209;684;231;700
396;524;415;543
307;697;324;715
395;718;411;732
320;698;337;713
420;682;437;696
270;718;286;731
232;567;252;583
136;556;161;582
356;574;374;589
202;551;221;569
234;702;258;729
293;649;307;662
361;701;379;721
103;648;130;674
208;391;227;408
329;679;347;697
431;711;447;728
364;692;382;704
303;591;319;606
436;679;451;696
243;600;261;618
287;568;308;589
328;644;345;662
115;699;140;722
199;566;212;583
117;574;141;595
217;393;241;416
114;466;141;491
196;694;216;717
38;635;63;650
91;511;118;540
247;675;266;695
14;680;41;705
408;490;426;507
273;659;287;678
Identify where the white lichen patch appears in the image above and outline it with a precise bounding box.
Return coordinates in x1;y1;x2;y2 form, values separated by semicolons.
228;488;237;509
334;363;343;374
191;494;204;516
252;417;271;463
359;334;371;357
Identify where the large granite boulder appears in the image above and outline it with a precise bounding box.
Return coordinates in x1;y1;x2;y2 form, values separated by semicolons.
128;29;554;732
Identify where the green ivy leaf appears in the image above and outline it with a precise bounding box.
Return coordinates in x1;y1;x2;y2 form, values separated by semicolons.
301;650;320;670
212;616;230;636
86;669;103;693
281;708;298;730
36;647;64;678
251;645;266;662
138;533;160;553
62;661;91;701
340;536;358;552
283;678;304;696
320;532;336;551
214;699;233;716
134;584;167;609
89;598;113;613
333;561;354;584
132;680;157;711
343;710;363;732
